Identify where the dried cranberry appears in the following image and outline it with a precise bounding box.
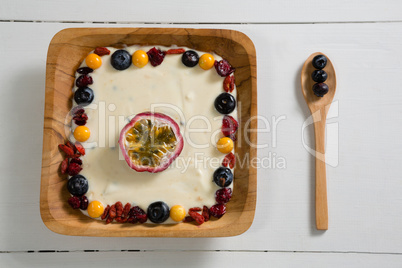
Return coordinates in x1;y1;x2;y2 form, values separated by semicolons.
60;158;69;174
214;60;235;77
202;206;210;222
223;75;235;93
136;214;147;224
73;116;87;121
183;216;195;222
74;142;86;156
80;196;89;210
122;203;131;219
115;201;123;217
74;120;86;126
72;108;85;116
77;67;93;75
58;144;75;157
67;162;82;176
222;152;236;169
116;217;127;223
166;48;185;54
70;158;82;166
106;216;113;224
215;188;232;204
147;47;166;67
127;217;137;224
101;205;110;220
68;196;81;209
209;204;226;218
107;205;117;224
65;141;76;152
72;113;88;121
75;74;93;88
129;206;147;223
72;110;88;126
94;47;110;56
189;210;205;225
222;115;238;137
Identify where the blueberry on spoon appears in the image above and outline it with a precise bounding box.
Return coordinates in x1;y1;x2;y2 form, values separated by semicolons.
311;70;328;83
312;55;327;69
312;82;329;97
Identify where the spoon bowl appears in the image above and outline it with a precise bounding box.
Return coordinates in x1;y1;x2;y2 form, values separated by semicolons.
301;52;336;230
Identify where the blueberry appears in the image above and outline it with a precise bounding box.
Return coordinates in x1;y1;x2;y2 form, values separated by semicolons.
181;50;199;67
67;175;88;196
147;201;170;223
111;50;132;70
312;55;327;69
311;70;328;83
213;167;233;187
312;83;329;97
74;87;94;106
214;93;236;114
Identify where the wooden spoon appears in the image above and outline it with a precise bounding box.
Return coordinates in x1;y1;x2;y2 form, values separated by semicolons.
301;52;336;230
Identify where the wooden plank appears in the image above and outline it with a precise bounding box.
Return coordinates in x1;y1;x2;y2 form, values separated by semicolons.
0;0;401;23
1;22;402;253
2;251;402;267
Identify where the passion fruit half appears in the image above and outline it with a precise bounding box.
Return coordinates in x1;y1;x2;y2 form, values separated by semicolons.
119;112;184;173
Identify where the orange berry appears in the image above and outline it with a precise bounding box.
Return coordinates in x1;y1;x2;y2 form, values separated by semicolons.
217;137;234;154
85;53;102;69
170;205;186;222
199;53;215;70
87;201;104;218
74;126;90;142
132;50;149;68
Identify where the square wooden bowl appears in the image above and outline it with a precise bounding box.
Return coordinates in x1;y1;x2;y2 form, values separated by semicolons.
41;28;257;237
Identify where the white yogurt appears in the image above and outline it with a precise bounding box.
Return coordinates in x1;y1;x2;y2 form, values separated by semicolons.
71;46;237;223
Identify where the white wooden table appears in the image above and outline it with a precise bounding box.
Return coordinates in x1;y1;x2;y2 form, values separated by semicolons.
1;1;402;267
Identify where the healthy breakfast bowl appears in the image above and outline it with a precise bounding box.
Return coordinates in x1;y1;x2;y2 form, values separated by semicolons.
41;28;257;237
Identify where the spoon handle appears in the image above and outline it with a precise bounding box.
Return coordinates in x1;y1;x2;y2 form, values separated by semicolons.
313;108;328;230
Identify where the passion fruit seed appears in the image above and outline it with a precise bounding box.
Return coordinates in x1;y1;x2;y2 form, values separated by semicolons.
126;119;177;168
